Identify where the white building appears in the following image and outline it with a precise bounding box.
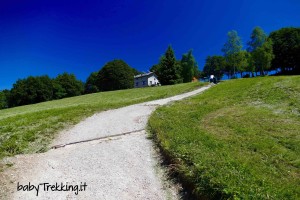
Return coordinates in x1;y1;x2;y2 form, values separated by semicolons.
134;72;160;88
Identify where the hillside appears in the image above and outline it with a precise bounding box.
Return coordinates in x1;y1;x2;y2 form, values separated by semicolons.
149;76;300;199
0;82;204;160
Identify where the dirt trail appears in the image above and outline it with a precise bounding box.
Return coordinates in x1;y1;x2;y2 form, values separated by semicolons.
0;85;211;200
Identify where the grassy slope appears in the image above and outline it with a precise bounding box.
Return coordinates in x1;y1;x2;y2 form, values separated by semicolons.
0;82;205;159
148;76;300;199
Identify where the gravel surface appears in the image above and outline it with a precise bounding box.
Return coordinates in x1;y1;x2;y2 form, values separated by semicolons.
0;85;211;200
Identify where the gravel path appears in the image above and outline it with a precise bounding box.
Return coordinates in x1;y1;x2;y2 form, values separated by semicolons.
0;85;211;200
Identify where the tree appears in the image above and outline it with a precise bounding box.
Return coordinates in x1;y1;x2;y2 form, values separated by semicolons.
222;30;243;77
181;50;197;82
52;79;67;99
158;45;182;85
194;67;202;79
9;75;54;107
0;90;9;109
150;64;161;75
247;27;267;52
247;27;268;76
245;53;255;77
252;38;274;75
131;68;141;76
54;73;84;98
269;27;300;73
176;60;183;78
0;91;6;109
84;72;99;94
203;56;226;80
150;64;163;83
222;30;242;56
96;59;135;91
225;51;248;78
37;76;54;102
235;51;249;77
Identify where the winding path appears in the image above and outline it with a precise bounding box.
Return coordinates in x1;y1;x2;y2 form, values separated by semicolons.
1;85;211;200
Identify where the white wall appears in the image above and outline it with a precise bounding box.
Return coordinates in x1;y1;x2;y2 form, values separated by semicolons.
147;75;159;86
134;74;159;88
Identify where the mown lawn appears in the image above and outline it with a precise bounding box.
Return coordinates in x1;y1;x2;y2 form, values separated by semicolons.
148;76;300;199
0;82;205;159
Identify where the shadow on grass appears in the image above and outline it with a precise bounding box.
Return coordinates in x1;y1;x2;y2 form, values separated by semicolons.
147;133;224;200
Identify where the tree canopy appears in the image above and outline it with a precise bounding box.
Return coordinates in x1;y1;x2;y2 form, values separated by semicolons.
181;50;198;83
252;38;274;75
0;90;9;109
222;30;243;77
96;59;135;91
222;30;242;57
54;73;84;98
84;72;99;94
203;56;226;80
9;75;54;107
150;64;162;79
5;73;84;108
247;26;267;52
234;51;249;77
269;27;300;73
158;45;182;85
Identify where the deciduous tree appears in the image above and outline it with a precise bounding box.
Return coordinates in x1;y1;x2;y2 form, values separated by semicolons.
245;53;255;77
203;56;226;80
9;75;54;106
247;27;267;52
222;30;243;77
0;90;9;109
235;51;249;77
252;38;274;75
54;73;84;98
269;27;300;73
96;60;135;91
84;72;99;94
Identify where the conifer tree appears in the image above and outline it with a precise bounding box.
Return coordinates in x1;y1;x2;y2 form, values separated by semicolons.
181;50;197;82
159;45;182;85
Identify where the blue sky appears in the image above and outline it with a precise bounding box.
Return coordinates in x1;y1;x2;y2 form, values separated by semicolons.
1;0;299;90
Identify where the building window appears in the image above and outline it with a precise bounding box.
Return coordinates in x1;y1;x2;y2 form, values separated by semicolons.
136;82;138;86
143;81;146;85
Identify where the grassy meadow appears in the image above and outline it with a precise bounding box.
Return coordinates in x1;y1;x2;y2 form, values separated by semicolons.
148;76;300;199
0;82;205;160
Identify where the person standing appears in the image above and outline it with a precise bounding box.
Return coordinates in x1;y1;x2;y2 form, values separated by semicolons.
210;75;214;83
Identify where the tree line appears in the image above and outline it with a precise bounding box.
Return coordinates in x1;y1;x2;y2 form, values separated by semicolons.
84;47;201;93
1;26;298;109
150;46;200;85
0;45;199;109
203;27;300;80
0;60;140;109
0;73;84;108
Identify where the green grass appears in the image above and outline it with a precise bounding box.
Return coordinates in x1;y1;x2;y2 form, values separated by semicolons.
148;76;300;199
0;82;205;159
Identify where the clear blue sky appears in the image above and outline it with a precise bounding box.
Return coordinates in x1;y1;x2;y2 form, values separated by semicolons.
1;0;299;90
